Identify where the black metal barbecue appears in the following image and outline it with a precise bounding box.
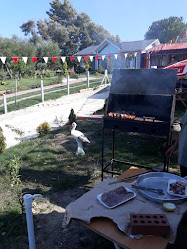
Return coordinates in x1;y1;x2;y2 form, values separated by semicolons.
101;69;177;179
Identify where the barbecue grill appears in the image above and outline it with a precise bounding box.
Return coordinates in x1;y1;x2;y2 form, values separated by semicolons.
101;69;177;179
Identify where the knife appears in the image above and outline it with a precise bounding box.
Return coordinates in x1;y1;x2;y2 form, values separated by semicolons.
131;184;165;195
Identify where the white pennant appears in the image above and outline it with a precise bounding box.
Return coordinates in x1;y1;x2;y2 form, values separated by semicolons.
89;56;93;62
43;57;48;63
114;54;118;59
124;53;128;59
134;52;137;57
77;56;81;62
22;57;28;64
0;57;6;64
61;57;66;63
102;55;105;60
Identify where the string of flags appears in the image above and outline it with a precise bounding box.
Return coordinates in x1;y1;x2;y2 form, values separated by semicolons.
0;52;143;65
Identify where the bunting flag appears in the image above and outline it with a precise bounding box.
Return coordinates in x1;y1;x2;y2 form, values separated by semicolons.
52;57;57;63
43;57;48;63
114;54;118;59
120;54;123;59
108;55;111;60
32;57;37;63
77;56;81;62
124;53;127;59
96;55;99;61
84;56;88;62
130;53;132;56
22;57;28;64
0;57;6;64
89;56;93;62
13;57;18;64
102;55;105;60
134;52;137;57
70;57;74;62
61;57;66;63
176;36;179;43
139;51;142;54
181;33;184;39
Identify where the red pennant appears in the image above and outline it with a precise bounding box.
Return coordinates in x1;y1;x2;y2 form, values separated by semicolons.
95;56;99;61
120;54;123;59
70;57;74;62
52;57;57;63
130;53;132;56
181;32;184;39
84;56;88;62
32;57;37;63
13;57;18;64
139;52;142;54
108;55;111;60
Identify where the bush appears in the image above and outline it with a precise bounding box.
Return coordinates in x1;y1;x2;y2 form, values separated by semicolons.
0;127;6;153
36;122;51;137
68;109;76;124
70;74;79;79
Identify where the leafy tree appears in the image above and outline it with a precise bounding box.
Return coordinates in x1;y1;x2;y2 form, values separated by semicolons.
63;61;69;76
145;16;187;43
8;59;25;78
85;61;89;72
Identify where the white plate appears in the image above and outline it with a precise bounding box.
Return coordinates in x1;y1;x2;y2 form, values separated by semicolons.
97;186;136;209
167;179;187;198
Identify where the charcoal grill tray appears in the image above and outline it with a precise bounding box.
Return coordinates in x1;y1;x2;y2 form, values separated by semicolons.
135;172;187;204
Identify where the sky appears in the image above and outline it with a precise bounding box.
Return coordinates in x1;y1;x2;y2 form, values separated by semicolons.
0;0;187;42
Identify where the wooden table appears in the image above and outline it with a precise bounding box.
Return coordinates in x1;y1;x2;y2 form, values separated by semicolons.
77;167;168;249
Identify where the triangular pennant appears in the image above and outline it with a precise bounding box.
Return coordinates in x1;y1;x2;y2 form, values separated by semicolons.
0;57;6;64
13;57;18;64
120;54;123;59
61;57;66;63
114;54;118;59
89;56;93;62
130;53;133;56
32;57;37;63
70;57;74;62
84;56;88;62
181;32;184;39
102;55;105;60
77;56;81;62
95;55;99;61
43;57;48;63
52;57;57;63
108;55;111;60
139;51;142;54
134;52;137;57
124;53;127;59
22;57;28;64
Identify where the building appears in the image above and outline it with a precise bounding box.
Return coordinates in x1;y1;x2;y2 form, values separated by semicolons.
75;38;160;71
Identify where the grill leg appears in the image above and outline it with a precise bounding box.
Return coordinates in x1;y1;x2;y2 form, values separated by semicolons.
164;130;173;172
101;126;105;181
111;129;115;177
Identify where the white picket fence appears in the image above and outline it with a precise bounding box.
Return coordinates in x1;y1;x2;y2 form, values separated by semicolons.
1;70;111;114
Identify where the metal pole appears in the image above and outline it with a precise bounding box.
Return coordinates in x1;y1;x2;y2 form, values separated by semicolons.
87;71;89;88
67;75;69;95
3;94;7;114
24;194;42;249
15;79;17;105
40;80;44;102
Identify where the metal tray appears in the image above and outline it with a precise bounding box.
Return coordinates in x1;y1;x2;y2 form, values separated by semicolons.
135;172;187;203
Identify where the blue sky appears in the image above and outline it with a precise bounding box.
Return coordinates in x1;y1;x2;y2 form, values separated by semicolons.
0;0;187;42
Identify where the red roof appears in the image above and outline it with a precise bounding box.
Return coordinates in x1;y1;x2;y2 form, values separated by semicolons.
147;42;187;52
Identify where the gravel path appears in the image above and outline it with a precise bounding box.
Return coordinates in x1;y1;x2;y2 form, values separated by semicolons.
0;85;109;148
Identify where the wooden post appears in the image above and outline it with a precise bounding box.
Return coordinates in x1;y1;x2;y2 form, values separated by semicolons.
87;71;89;88
67;75;69;95
3;94;7;114
15;79;17;105
40;80;44;102
104;69;108;84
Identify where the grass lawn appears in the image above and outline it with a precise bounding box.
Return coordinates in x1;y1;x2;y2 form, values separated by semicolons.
0;115;182;247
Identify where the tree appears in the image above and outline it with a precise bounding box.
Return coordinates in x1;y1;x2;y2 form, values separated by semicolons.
145;16;187;43
8;59;25;78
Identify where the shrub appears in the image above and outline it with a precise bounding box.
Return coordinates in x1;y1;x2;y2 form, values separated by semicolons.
68;109;76;124
36;122;51;137
70;74;79;79
0;126;6;153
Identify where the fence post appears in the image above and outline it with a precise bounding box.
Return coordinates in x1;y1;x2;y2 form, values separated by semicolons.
15;79;17;105
67;75;69;95
3;94;7;114
87;71;89;88
40;80;44;102
104;69;108;84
